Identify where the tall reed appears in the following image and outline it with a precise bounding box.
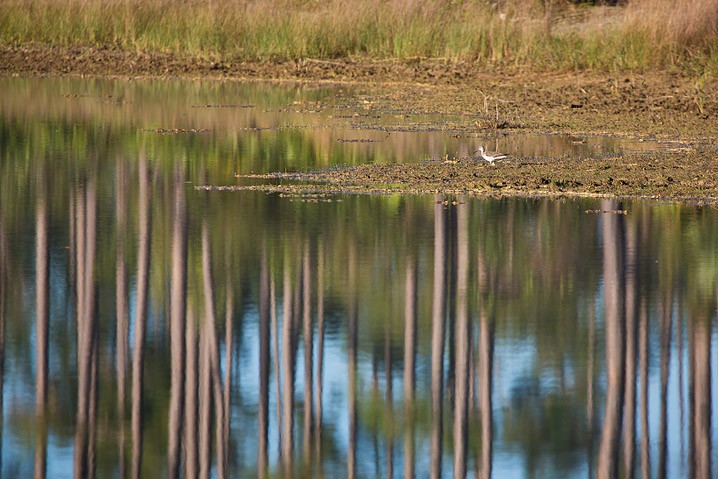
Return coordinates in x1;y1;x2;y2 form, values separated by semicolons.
0;0;716;70
624;0;718;70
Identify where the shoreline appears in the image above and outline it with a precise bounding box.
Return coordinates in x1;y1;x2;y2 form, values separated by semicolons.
3;43;718;204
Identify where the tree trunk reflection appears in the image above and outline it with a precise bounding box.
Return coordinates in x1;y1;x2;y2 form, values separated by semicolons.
622;217;638;479
167;167;187;479
0;213;6;476
347;245;357;479
384;317;393;479
453;200;469;479
657;282;673;479
271;276;282;457
597;200;626;479
587;296;595;479
116;161;129;479
478;307;493;479
34;183;49;479
5;148;718;479
281;263;296;475
639;299;650;479
258;250;270;479
73;179;97;479
430;195;447;479
404;255;417;479
223;275;233;466
199;304;212;479
691;314;712;479
302;244;313;465
314;240;325;467
184;308;199;479
201;220;226;478
131;159;151;479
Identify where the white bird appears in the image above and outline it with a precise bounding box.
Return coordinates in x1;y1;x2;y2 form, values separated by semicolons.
476;146;507;164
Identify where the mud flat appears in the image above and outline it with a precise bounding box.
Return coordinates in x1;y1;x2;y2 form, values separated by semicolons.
202;145;717;205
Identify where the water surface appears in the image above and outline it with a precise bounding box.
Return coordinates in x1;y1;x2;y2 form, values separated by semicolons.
0;77;716;479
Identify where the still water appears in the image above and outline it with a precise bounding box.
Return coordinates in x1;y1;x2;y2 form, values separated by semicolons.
0;77;716;479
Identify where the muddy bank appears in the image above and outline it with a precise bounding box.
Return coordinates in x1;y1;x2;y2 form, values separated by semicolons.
4;44;718;202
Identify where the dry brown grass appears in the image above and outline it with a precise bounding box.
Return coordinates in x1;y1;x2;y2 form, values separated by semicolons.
0;0;716;71
627;0;718;47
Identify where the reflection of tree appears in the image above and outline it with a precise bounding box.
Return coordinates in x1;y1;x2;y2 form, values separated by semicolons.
131;159;151;479
689;315;711;479
314;240;325;466
597;200;626;479
73;179;98;479
35;180;49;479
115;160;129;479
475;221;495;479
222;277;233;473
0;211;6;474
281;263;296;475
199;225;213;479
201;220;226;478
302;244;314;465
404;255;417;479
7;101;718;479
384;311;394;479
348;245;358;479
657;272;673;479
453;200;469;479
184;309;199;479
677;288;685;464
258;250;270;479
504;378;587;477
271;276;282;459
477;306;493;479
639;299;650;479
586;295;595;479
0;79;484;176
430;195;447;479
622;216;638;479
167;168;187;479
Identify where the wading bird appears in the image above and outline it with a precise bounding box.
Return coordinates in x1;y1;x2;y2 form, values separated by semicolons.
476;146;507;164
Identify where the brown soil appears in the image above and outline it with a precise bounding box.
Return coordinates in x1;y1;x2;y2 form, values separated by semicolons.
3;44;718;202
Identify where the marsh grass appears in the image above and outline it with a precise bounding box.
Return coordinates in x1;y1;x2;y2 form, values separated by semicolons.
1;0;717;70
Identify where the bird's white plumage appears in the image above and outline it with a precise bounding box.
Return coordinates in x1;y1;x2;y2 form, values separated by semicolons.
477;146;507;164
